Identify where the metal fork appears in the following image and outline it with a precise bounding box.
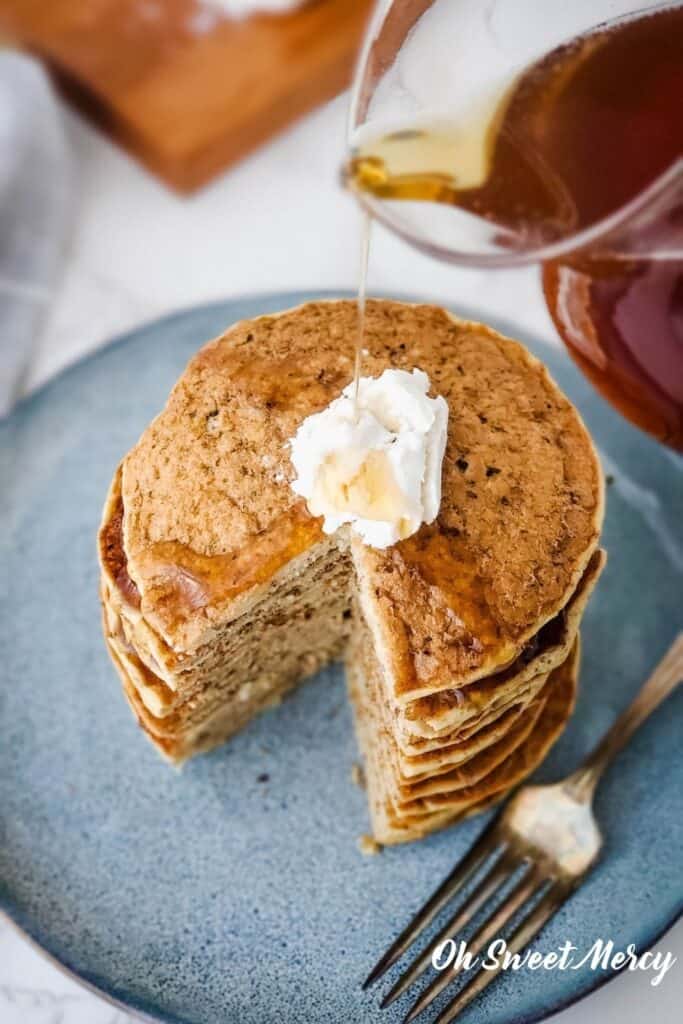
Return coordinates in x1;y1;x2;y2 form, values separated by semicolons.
364;632;683;1024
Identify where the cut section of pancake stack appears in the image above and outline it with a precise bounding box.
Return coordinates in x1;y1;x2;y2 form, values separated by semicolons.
98;300;605;845
348;554;603;843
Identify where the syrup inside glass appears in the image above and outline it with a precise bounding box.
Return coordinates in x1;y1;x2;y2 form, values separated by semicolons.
348;5;683;449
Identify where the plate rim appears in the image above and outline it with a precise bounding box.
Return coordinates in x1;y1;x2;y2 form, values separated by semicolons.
2;904;680;1024
2;289;681;1024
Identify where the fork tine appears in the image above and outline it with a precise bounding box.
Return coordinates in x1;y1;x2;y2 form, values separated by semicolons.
380;848;521;1008
432;880;570;1024
363;818;504;989
402;865;544;1023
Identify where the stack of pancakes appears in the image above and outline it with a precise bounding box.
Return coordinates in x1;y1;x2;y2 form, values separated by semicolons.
99;300;604;844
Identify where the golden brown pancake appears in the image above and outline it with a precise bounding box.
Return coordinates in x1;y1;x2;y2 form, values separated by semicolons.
98;299;603;843
111;301;602;671
397;697;547;802
395;547;605;751
358;641;579;844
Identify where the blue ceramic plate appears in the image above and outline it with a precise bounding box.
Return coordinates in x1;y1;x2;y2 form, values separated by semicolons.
1;292;681;1024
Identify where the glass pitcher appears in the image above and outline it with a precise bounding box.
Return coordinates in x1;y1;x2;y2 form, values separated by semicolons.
345;0;683;450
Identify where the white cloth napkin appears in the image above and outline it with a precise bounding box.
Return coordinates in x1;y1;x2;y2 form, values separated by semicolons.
0;51;73;417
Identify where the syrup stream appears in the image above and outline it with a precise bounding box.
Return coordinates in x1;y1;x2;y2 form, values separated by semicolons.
353;211;371;417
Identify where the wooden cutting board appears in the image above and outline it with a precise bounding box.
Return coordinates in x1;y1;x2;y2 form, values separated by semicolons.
0;0;373;192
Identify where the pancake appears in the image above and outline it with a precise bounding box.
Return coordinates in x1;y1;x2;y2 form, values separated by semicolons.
346;594;551;787
357;641;579;844
348;596;560;820
396;696;547;802
106;300;602;676
101;541;354;762
100;465;352;722
395;548;605;751
393;697;547;782
404;643;578;818
341;552;602;806
369;675;550;803
98;299;603;843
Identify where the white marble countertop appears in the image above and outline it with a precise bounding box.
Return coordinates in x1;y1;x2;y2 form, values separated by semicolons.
2;91;681;1023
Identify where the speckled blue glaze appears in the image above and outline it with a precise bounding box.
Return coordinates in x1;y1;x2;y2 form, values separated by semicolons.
1;292;681;1024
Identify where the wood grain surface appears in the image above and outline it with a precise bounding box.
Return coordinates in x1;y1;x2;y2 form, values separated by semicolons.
0;0;373;191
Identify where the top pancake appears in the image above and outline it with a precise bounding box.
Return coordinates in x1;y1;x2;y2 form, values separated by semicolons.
116;299;603;694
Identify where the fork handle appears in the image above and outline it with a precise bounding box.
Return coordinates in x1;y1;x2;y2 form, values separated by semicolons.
564;632;683;802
